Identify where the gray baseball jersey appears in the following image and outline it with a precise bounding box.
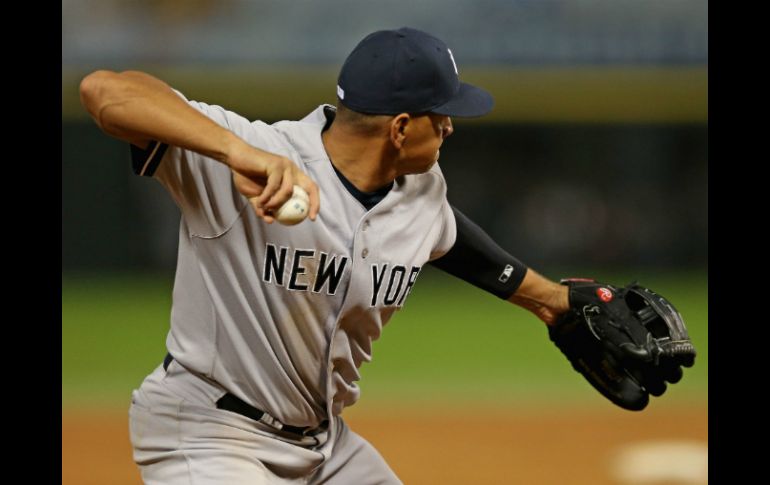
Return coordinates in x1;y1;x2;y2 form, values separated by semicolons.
130;92;456;461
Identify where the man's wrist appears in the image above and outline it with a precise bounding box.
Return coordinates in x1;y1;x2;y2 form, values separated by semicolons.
219;132;250;168
550;284;570;315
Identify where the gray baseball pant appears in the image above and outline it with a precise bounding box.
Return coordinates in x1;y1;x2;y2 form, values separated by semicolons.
129;361;402;484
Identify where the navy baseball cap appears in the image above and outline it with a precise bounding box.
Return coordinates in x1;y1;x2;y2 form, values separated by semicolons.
336;27;494;117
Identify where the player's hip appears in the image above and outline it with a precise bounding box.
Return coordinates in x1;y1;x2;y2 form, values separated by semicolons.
129;364;335;477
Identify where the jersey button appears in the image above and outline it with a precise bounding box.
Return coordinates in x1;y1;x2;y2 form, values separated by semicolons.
362;220;370;231
361;248;369;258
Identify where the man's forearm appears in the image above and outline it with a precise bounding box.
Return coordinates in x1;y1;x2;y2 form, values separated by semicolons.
79;69;322;221
79;70;239;164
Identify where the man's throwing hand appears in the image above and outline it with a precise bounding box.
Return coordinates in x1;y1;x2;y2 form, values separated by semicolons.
227;143;320;224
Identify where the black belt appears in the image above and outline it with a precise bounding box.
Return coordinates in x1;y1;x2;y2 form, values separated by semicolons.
162;353;327;437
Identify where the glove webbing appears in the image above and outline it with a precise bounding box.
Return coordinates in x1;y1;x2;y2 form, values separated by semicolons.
636;305;657;326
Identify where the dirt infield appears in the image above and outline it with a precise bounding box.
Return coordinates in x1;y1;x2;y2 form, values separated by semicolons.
62;402;707;485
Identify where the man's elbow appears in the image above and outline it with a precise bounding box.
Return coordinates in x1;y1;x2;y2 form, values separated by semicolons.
79;70;120;125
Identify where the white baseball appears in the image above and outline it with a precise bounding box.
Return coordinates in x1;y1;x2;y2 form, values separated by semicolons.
274;185;310;225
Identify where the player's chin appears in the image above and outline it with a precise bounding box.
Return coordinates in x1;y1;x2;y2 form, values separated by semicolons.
422;151;440;171
416;159;437;174
401;153;439;175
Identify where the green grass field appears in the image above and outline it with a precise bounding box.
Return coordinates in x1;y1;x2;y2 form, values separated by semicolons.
62;268;707;408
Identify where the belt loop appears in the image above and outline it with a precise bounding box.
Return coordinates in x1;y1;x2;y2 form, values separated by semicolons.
258;413;283;430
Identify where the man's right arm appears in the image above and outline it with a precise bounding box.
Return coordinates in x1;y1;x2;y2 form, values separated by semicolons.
79;70;319;222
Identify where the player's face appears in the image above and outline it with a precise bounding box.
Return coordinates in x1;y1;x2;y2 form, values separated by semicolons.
399;113;453;174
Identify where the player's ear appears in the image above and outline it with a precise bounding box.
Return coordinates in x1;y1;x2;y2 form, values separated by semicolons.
389;113;410;149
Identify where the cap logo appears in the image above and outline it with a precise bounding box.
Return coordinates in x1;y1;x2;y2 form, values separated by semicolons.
447;48;458;75
336;85;345;100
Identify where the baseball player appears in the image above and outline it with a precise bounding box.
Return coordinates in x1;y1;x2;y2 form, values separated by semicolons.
80;27;572;484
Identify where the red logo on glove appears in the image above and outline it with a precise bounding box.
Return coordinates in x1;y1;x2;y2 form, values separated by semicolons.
596;287;613;302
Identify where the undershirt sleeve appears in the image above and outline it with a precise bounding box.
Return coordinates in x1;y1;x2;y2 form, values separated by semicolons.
130;140;169;177
429;206;528;299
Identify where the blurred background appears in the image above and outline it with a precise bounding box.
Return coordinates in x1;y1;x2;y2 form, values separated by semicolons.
62;1;707;484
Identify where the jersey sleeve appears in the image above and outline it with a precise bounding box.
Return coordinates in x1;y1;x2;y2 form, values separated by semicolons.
429;206;528;299
428;197;457;261
128;90;280;237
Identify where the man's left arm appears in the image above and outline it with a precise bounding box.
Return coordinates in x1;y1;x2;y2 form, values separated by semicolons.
429;206;568;325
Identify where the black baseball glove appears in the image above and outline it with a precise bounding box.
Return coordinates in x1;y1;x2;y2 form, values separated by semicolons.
548;278;696;411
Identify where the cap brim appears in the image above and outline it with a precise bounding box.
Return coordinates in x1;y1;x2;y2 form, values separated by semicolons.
431;83;494;118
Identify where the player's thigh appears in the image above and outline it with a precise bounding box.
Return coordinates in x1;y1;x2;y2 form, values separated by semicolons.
137;447;278;485
309;417;402;485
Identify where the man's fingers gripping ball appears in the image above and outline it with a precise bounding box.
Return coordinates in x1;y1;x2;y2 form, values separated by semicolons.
258;164;295;210
298;176;320;221
270;185;311;226
236;152;319;224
